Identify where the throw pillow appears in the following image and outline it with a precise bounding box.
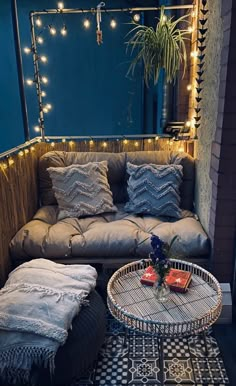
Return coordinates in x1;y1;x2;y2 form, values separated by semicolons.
47;161;117;219
125;162;183;218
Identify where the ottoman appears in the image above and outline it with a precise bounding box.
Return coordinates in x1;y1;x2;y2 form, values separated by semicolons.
36;290;106;386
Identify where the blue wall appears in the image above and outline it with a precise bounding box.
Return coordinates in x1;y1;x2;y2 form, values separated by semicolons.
0;1;25;153
0;0;164;153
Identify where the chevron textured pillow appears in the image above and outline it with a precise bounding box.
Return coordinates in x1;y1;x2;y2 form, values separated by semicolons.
125;162;183;218
47;161;117;219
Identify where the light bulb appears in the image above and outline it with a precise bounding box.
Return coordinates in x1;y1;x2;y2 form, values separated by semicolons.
2;163;8;170
69;140;74;146
26;79;33;86
123;139;128;145
41;76;48;84
190;50;198;58
191;10;196;18
49;26;57;35
18;151;24;157
8;158;14;166
187;84;192;91
186;121;191;127
24;149;29;154
46;103;52;110
83;18;90;29
34;125;41;132
162;14;167;23
41;91;46;97
51;142;55;147
24;47;31;54
40;55;47;63
188;26;194;33
35;17;42;27
43;107;49;113
62;138;66;143
155;136;159;141
30;146;35;151
148;138;152;143
134;141;139;147
61;25;67;36
37;36;44;44
58;2;64;9
110;18;117;29
102;141;107;148
133;13;140;22
89;139;94;145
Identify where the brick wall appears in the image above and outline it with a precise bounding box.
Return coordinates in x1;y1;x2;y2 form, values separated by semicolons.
209;0;236;283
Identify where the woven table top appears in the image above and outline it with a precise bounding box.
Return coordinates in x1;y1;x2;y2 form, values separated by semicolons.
107;259;222;337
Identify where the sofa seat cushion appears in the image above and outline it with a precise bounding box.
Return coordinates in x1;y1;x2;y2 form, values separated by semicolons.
10;205;210;261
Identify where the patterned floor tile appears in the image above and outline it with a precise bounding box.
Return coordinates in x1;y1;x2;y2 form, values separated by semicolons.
129;357;160;384
94;356;129;385
128;333;160;357
163;337;190;359
192;358;229;384
163;358;194;384
106;316;126;335
189;335;221;358
99;334;128;357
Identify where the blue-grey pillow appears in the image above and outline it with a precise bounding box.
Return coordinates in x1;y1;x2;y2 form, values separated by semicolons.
125;162;183;218
47;161;117;219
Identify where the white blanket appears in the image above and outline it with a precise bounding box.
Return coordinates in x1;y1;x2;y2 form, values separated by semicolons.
0;259;97;383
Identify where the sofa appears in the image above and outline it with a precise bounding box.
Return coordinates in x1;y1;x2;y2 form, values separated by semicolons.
10;150;210;267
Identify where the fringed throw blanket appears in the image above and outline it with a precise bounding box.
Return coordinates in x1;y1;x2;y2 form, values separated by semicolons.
0;259;97;384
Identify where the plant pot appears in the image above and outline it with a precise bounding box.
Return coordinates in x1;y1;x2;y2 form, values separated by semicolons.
153;279;170;302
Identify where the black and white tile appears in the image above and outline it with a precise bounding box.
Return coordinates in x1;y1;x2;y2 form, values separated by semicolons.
75;312;229;385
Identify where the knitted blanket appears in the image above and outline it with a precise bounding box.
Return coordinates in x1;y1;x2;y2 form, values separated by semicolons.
0;259;97;384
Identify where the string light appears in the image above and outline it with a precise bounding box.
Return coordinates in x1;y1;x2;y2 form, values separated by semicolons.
62;138;66;143
18;151;24;157
41;91;46;97
187;84;192;91
24;47;31;54
148;138;152;143
110;18;117;29
186;121;191;127
24;149;29;154
162;14;167;23
2;162;8;170
102;141;107;148
134;141;139;147
8;158;14;166
155;136;159;141
26;79;34;86
40;55;48;63
190;50;198;58
188;26;194;33
41;76;48;84
35;17;42;27
123;139;128;145
37;36;44;44
69;140;74;146
58;2;64;10
191;10;196;18
89;139;94;145
133;13;140;22
51;142;55;147
43;106;49;113
46;103;52;110
61;25;67;36
49;25;57;35
30;146;35;151
83;18;91;29
34;125;41;132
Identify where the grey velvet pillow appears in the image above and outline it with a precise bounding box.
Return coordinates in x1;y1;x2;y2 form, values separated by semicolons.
47;161;117;219
125;162;183;218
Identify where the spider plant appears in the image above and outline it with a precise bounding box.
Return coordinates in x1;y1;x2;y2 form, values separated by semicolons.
126;7;190;86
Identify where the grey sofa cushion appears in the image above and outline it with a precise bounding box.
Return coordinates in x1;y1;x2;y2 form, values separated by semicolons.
39;151;126;206
10;204;210;261
125;162;183;218
38;151;195;210
47;161;117;219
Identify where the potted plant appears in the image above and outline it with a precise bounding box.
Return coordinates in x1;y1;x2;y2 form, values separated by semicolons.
126;7;190;86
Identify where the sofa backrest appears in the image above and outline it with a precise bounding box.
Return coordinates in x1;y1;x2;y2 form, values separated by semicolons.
39;150;195;210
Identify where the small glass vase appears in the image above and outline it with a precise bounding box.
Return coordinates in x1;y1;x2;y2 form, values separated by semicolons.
153;278;170;302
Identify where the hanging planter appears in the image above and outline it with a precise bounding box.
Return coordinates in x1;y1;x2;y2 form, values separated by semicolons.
126;7;190;86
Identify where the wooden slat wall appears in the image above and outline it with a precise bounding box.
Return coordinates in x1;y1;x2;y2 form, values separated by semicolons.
0;138;193;286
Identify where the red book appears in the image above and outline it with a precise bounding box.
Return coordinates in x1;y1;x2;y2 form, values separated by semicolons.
140;266;192;293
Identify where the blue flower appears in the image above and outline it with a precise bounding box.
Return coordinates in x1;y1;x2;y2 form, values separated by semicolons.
150;235;164;250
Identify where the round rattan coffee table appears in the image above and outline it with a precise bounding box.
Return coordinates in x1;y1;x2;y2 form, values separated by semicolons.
107;259;222;337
